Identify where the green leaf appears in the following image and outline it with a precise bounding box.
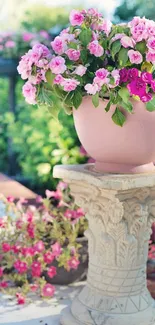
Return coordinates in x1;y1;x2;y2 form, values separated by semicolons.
92;93;99;108
105;100;111;112
53;85;66;99
46;105;60;120
69;42;78;49
111;40;121;59
146;97;155;111
135;41;147;54
63;104;72;115
79;29;92;46
72;90;82;109
118;48;129;67
118;87;130;103
112;107;126;127
64;92;74;107
80;49;88;64
45;70;55;85
121;101;133;113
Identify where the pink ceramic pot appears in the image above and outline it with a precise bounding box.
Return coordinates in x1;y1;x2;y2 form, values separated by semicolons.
73;96;155;173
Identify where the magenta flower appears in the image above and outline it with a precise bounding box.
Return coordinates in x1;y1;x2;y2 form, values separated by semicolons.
47;266;57;278
69;9;84;26
51;242;62;257
42;283;55;297
141;93;152;102
51;36;67;55
119;68;129;83
14;260;28;274
16;293;26;305
44;251;55;264
66;48;80;61
0;281;8;288
67;256;80;270
31;261;42;277
2;243;11;252
88;40;104;57
49;56;66;74
128;50;143;64
141;71;153;84
21;246;34;257
127;77;146;98
128;68;139;81
151;80;155;92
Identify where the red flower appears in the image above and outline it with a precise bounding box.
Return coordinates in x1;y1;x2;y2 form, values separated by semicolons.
16;293;26;305
0;281;8;288
44;251;55;264
12;244;21;254
31;261;42;277
2;243;11;252
47;266;57;278
21;246;34;257
27;223;35;238
14;260;28;274
42;283;55;297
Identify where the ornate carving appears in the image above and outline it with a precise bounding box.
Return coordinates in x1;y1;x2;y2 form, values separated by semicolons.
60;178;155;325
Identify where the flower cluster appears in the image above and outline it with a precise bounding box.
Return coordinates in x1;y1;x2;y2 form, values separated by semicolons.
0;182;87;304
18;9;155;126
0;30;50;59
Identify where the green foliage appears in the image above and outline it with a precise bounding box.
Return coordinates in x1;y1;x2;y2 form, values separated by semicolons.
21;5;69;31
112;107;126;127
0;79;86;191
111;40;121;59
92;93;99;108
146;97;155;111
79;29;92;46
118;48;129;67
114;0;155;23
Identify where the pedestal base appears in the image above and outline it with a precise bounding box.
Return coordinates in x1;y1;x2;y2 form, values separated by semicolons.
61;297;155;325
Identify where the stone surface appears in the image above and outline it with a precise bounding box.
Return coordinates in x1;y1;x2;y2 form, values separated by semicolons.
53;164;155;325
0;283;84;325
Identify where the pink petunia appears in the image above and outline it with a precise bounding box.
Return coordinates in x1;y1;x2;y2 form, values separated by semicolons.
2;243;11;252
128;50;143;64
14;260;28;274
42;283;55;297
51;242;62;257
51;36;67;55
141;93;152;102
31;261;42;278
47;266;57;278
33;240;45;253
22;82;36;105
67;256;80;270
85;83;100;95
69;9;84;26
94;68;109;86
66;48;80;61
127;77;146;99
44;251;55;264
88;40;104;57
49;56;66;74
61;78;80;92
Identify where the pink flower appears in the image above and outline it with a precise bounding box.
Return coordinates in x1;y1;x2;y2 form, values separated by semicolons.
66;49;80;61
49;56;66;74
16;293;26;305
99;19;112;36
141;93;152;102
128;50;143;64
57;181;68;191
27;223;35;238
0;267;3;277
85;83;100;95
22;82;36;105
76;208;85;218
94;68;109;86
141;71;153;84
61;78;80;92
151;80;155;92
47;266;57;278
12;244;21;254
69;10;84;26
30;284;38;292
7;196;14;202
36;195;43;203
121;36;135;48
51;242;62;257
60;29;75;42
67;256;80;270
34;240;45;253
22;32;34;42
0;217;7;228
131;22;148;42
64;209;74;219
147;37;155;53
31;261;42;277
128;68;139;81
2;243;11;252
39;30;49;39
146;21;155;37
45;189;62;200
53;74;64;85
14;260;28;274
146;51;155;64
88;41;104;57
44;251;55;264
127;77;146;99
0;281;8;288
5;40;16;48
119;68;129;83
111;33;125;43
109;69;120;88
51;36;67;55
42;283;55;297
32;43;50;58
88;8;101;18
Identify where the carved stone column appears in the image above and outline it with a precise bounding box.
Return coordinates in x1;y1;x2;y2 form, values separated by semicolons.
53;164;155;325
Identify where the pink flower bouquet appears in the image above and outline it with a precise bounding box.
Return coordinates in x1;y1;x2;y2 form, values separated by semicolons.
18;9;155;126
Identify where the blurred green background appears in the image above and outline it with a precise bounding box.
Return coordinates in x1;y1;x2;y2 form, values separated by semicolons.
0;0;155;193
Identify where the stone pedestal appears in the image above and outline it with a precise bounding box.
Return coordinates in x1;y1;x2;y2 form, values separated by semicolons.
53;164;155;325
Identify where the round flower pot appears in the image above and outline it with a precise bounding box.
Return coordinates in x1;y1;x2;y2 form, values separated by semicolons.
44;237;88;285
73;96;155;174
